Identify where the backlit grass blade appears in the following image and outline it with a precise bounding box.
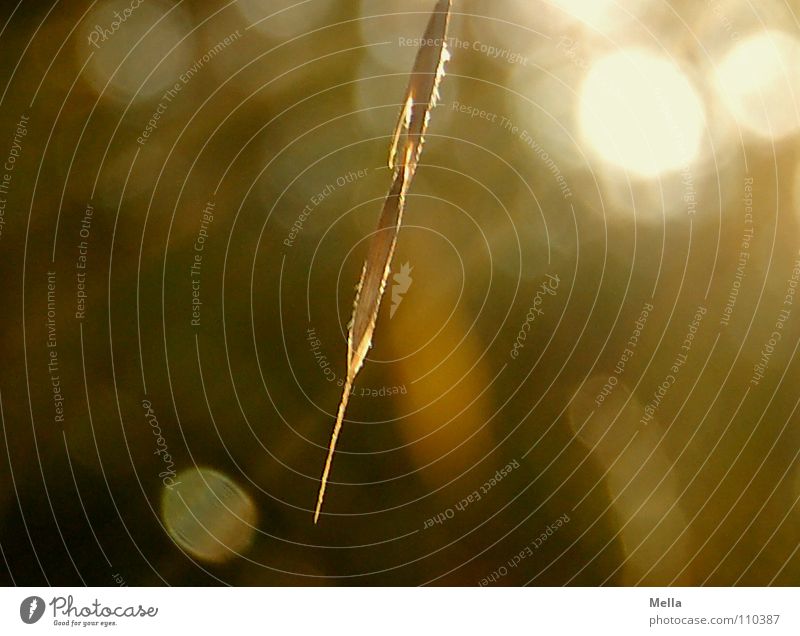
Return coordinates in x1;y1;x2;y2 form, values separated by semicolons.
314;0;453;524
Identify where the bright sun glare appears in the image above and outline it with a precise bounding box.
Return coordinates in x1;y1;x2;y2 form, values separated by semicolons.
578;49;706;178
716;30;800;140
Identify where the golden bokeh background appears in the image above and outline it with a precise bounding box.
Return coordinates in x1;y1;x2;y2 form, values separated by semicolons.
0;0;800;585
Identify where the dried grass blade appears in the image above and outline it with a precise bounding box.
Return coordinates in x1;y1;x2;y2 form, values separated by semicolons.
314;157;410;524
390;0;453;173
314;0;453;524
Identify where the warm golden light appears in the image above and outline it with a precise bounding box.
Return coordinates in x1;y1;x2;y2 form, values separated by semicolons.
549;0;616;28
578;49;706;177
715;30;800;140
358;0;432;72
162;467;257;563
236;0;336;39
80;0;193;101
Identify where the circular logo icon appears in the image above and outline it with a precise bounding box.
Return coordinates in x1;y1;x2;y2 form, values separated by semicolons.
20;596;45;624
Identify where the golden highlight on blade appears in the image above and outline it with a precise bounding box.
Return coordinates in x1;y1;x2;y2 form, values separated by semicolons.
313;0;453;523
